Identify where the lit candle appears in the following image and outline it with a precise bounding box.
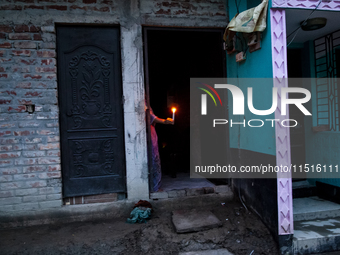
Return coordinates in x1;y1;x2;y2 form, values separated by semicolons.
172;107;176;123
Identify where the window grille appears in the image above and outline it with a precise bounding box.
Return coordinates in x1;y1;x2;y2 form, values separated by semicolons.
314;29;340;131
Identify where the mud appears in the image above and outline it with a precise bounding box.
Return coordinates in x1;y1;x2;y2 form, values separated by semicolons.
0;200;278;255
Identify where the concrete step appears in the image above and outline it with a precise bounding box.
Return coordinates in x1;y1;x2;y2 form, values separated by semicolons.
293;197;340;221
292;180;317;198
293;217;340;255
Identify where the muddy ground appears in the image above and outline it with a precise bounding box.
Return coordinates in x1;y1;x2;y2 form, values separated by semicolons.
0;200;278;255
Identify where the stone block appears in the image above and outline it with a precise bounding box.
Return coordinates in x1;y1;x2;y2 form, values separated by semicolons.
168;189;186;198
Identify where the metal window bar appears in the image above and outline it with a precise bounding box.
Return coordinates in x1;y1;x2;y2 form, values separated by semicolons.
314;29;340;131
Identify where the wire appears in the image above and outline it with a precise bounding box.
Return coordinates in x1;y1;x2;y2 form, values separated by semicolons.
235;0;241;14
286;0;323;47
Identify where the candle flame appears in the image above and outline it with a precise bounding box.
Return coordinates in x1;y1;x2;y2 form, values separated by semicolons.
172;107;176;113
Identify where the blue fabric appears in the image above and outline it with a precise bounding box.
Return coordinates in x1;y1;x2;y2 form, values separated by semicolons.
126;207;152;224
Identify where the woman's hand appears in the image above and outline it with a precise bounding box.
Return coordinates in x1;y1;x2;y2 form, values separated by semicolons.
164;118;174;125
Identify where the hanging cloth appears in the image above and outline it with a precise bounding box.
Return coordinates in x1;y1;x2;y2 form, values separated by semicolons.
223;0;269;41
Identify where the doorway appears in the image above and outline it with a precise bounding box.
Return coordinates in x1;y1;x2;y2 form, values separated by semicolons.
143;27;226;192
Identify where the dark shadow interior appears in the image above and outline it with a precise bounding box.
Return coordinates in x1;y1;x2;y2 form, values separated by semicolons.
145;28;225;181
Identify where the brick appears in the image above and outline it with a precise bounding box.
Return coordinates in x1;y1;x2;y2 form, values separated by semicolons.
0;5;22;11
19;58;37;65
23;144;37;150
41;26;55;33
0;42;11;48
24;5;44;10
19;121;40;128
24;74;42;79
37;113;58;119
0;160;12;167
39;42;56;49
150;192;168;199
13;202;39;211
168;189;186;198
155;9;171;15
46;193;62;200
24;137;42;143
44;74;57;80
13;145;23;150
15;158;38;165
38;157;60;164
0;175;12;182
0;152;21;159
83;0;96;3
0;50;5;57
33;34;42;40
39;172;61;178
37;130;56;135
2;90;17;96
7;105;27;112
22;151;46;157
0;168;20;175
8;33;31;40
23;165;46;173
14;0;35;3
11;50;31;56
39;186;60;194
38;143;59;150
0;145;12;151
14;41;36;49
47;136;59;142
70;5;88;11
12;65;30;72
0;124;16;129
35;67;56;73
0;25;12;33
26;180;47;188
0;191;14;198
38;0;58;2
41;33;55;42
0;99;12;104
23;194;46;202
0;130;11;136
15;188;38;196
14;130;35;136
92;6;110;12
0;197;22;205
47;150;60;157
41;59;55;65
214;185;230;193
46;5;67;11
48;164;60;172
1;182;25;190
46;122;59;128
0;74;8;79
0;138;20;144
23;91;42;97
0;58;13;64
39;200;62;208
0;33;6;39
13;174;37;181
0;205;14;211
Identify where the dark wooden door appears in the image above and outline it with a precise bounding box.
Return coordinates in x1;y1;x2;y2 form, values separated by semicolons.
57;26;126;197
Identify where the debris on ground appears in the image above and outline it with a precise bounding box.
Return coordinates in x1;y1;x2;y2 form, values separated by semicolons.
0;200;279;255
